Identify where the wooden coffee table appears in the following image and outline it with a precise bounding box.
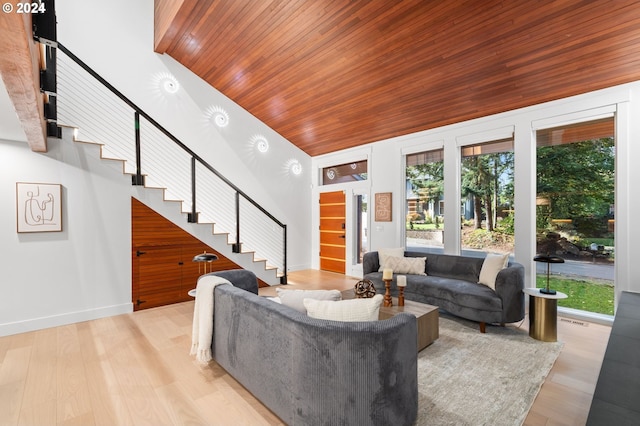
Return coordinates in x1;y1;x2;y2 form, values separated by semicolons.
379;298;439;351
341;289;438;351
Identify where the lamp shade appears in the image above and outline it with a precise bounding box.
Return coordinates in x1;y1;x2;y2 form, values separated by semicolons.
193;252;218;262
193;251;218;275
533;254;565;264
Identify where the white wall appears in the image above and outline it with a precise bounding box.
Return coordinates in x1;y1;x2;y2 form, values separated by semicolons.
0;135;132;336
313;82;640;311
0;0;315;336
55;0;312;271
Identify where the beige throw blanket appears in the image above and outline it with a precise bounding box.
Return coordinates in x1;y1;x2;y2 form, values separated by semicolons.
190;274;232;364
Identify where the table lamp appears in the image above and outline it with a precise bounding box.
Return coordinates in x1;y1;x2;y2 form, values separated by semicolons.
533;254;564;295
193;251;218;274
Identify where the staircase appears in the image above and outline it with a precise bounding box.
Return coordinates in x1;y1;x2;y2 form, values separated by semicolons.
54;44;287;285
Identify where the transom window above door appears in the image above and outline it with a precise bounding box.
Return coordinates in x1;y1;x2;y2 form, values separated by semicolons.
321;160;368;185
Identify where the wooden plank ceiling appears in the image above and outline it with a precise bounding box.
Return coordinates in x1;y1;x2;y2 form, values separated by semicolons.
155;0;640;157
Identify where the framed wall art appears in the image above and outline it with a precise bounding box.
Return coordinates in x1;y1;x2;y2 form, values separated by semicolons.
374;192;392;222
16;182;62;233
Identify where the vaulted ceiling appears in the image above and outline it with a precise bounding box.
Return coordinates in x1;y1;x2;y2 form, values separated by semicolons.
154;0;640;157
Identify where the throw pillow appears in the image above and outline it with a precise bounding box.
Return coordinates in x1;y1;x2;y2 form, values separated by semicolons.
383;256;427;275
304;294;383;322
377;247;405;271
478;253;510;290
276;288;342;313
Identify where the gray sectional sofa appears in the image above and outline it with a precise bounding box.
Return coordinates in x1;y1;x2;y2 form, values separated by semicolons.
363;251;525;332
207;269;418;426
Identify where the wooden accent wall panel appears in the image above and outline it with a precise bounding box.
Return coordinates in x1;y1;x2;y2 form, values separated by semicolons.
132;198;264;310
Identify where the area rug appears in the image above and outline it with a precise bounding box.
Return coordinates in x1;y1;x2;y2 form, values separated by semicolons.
416;314;563;426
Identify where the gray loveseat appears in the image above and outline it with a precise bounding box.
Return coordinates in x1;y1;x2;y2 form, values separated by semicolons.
363;251;525;332
207;269;418;426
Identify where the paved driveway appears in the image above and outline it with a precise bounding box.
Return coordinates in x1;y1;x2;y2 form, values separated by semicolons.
407;240;614;281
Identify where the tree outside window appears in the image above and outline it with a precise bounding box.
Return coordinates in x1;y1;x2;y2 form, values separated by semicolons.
460;139;515;255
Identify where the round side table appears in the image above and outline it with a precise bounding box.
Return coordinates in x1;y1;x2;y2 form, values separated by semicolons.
523;288;567;342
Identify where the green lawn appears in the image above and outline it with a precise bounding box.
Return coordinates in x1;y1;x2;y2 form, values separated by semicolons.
536;276;614;315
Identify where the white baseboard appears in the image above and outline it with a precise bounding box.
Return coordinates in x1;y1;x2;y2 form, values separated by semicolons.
0;303;133;337
286;263;313;272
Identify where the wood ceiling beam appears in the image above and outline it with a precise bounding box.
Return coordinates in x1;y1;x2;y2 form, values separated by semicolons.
154;0;195;54
0;11;47;152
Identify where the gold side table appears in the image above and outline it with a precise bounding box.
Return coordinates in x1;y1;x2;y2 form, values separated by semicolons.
523;288;568;342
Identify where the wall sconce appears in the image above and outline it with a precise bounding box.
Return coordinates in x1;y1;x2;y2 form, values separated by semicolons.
289;159;302;175
151;71;180;95
250;134;269;153
205;105;229;128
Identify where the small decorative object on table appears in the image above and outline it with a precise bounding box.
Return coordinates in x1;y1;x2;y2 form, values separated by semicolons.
354;279;377;298
533;254;565;295
397;275;407;306
382;268;393;307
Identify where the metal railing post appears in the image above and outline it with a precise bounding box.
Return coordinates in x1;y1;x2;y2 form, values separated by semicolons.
132;111;144;185
281;225;288;284
187;157;198;223
232;192;242;253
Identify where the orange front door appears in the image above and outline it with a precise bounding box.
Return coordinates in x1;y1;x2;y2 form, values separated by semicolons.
319;191;346;274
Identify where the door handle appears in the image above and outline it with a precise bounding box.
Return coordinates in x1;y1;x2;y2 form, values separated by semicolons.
338;235;345;238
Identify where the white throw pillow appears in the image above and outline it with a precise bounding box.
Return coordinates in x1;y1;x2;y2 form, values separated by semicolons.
478;253;509;290
304;294;383;322
377;247;405;271
276;288;342;313
383;256;426;275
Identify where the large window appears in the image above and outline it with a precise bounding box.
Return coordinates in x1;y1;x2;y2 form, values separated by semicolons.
405;149;444;251
536;118;615;315
460;139;514;256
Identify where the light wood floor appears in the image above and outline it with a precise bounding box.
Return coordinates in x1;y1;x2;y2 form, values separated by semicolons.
0;270;610;425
